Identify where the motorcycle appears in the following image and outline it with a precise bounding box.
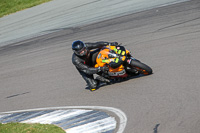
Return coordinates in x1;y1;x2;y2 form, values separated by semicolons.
94;45;152;82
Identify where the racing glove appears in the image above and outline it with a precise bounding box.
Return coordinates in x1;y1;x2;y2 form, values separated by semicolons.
98;66;109;73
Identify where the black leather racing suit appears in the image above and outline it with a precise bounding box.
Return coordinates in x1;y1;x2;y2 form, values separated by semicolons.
72;42;110;89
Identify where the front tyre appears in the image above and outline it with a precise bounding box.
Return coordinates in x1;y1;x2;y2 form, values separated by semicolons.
130;60;153;75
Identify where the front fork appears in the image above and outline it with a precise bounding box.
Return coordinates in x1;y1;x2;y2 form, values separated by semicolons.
125;57;140;75
126;57;140;64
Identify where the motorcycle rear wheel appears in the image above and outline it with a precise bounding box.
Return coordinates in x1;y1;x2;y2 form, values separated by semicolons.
130;60;153;75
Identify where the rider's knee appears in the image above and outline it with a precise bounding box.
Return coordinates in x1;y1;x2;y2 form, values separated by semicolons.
89;83;97;89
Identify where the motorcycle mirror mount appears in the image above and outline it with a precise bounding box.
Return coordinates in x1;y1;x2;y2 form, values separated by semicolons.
108;43;111;49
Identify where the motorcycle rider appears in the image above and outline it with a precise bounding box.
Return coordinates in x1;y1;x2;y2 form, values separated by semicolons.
72;40;118;91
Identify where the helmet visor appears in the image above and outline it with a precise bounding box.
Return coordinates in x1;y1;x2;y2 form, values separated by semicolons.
74;47;87;56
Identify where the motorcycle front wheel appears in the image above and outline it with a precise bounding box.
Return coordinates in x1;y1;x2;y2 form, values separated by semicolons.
130;60;153;75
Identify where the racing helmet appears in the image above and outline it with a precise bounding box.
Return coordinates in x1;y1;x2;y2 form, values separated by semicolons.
72;40;89;56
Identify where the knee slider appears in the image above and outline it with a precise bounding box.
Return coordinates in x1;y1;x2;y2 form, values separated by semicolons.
89;80;98;89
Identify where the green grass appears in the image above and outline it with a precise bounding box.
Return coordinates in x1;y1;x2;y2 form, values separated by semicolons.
0;0;52;18
0;122;65;133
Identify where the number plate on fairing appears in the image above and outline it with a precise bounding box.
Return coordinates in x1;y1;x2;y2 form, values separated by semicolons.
108;69;126;76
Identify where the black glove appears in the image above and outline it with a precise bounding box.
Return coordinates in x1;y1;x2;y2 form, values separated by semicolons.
110;42;118;46
99;66;109;73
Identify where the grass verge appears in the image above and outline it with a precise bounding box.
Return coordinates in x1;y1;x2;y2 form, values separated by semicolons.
0;122;65;133
0;0;52;18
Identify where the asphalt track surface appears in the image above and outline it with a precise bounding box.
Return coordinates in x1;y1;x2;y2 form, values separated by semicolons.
0;0;187;46
0;0;200;133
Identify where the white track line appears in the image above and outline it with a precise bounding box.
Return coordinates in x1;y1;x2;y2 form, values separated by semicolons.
0;106;127;133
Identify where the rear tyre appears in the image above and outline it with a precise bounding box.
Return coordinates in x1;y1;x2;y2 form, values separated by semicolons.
130;60;153;75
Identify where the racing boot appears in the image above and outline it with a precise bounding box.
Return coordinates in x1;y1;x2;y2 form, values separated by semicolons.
88;79;98;91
